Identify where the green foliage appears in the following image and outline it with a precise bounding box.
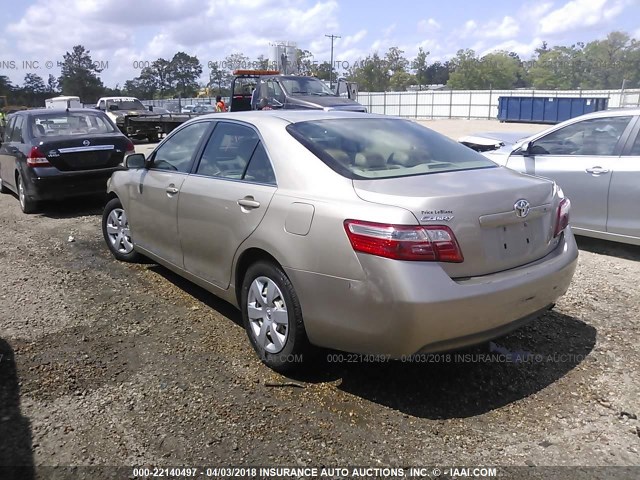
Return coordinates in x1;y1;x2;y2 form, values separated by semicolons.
412;47;430;87
312;61;335;82
57;45;105;103
170;52;202;97
346;52;390;91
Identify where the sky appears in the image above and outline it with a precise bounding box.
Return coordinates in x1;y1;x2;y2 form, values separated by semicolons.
0;0;639;88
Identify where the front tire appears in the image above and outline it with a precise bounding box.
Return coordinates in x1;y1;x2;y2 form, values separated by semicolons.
17;172;38;214
241;261;312;372
102;197;141;262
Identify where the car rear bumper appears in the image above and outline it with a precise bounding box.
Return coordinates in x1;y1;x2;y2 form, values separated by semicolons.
24;167;118;200
285;228;579;357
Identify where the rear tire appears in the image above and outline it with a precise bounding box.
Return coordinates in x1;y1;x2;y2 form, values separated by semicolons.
17;172;38;214
241;261;312;372
102;197;141;262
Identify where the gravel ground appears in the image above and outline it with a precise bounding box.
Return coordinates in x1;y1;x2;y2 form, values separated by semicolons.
0;119;639;479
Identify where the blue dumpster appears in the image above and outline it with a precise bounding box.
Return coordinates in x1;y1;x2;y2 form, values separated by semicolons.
497;96;608;124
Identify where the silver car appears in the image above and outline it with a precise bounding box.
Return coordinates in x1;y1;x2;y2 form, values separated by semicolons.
460;108;640;246
102;111;578;371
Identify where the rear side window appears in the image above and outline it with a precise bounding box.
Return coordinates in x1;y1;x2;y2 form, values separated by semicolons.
10;116;24;143
631;130;640;156
244;143;276;185
3;117;16;142
286;118;496;179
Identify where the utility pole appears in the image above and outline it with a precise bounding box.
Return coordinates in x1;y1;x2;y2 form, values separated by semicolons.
325;34;340;89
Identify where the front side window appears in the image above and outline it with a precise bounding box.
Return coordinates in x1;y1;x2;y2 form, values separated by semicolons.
197;122;259;179
265;80;285;105
152;121;210;173
531;116;632;156
287;118;496;179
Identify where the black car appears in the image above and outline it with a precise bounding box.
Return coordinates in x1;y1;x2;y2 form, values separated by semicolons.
0;108;134;213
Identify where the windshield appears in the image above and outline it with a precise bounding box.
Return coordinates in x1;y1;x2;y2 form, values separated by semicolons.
107;99;146;110
286;118;497;179
31;112;118;137
280;77;335;96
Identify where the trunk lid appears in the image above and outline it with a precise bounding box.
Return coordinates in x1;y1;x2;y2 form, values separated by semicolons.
37;134;129;171
352;166;561;278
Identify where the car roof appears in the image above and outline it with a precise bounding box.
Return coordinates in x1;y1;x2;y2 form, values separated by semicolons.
569;107;640;119
194;110;386;125
19;108;105;116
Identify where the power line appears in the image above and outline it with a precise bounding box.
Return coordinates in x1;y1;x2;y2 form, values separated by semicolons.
325;34;340;89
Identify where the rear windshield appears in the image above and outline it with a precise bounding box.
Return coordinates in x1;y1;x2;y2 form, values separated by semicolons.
107;99;146;110
286;118;496;179
30;112;118;138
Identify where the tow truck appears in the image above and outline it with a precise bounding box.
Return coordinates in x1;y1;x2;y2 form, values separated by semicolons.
229;70;364;112
95;96;197;142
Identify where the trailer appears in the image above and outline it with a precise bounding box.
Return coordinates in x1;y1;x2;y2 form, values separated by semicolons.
45;96;82;109
95;96;198;141
122;112;200;138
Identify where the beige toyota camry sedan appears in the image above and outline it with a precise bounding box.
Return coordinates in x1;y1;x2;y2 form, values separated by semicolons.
102;111;578;372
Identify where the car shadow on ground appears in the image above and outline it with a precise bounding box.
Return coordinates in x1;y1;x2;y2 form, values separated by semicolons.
144;264;243;328
0;338;34;480
140;263;596;419
576;236;640;261
290;311;596;419
38;195;105;219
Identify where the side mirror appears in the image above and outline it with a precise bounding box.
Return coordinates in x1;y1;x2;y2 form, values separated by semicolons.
148;106;154;112
108;104;119;111
519;141;532;156
125;153;146;169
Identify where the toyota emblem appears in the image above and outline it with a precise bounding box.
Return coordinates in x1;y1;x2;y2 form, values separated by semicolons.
83;140;90;146
514;199;530;218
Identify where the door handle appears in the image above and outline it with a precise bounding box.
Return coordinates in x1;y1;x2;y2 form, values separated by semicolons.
585;166;609;175
237;197;260;209
166;186;179;195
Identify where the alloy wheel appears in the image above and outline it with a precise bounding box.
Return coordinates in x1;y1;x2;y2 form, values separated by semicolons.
105;208;134;254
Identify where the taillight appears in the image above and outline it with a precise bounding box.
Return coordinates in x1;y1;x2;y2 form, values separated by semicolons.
125;139;135;154
344;220;464;262
554;198;570;237
26;146;51;167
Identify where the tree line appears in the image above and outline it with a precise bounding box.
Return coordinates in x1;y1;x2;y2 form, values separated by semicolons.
1;31;639;107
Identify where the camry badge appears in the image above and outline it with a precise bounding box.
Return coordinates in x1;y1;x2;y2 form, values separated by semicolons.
514;199;530;218
48;150;60;157
83;140;90;146
421;209;454;222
